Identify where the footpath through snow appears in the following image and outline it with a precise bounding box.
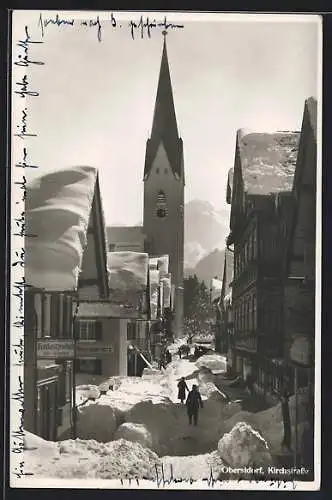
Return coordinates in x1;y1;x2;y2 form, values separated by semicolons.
23;346;310;481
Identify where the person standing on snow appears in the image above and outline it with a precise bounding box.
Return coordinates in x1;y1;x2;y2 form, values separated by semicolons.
186;384;204;426
177;377;189;404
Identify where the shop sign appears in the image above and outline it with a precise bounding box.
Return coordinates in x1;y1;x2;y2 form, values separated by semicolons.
37;339;75;359
76;341;113;358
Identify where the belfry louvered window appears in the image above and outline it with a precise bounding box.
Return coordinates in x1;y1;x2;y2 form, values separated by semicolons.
156;190;168;218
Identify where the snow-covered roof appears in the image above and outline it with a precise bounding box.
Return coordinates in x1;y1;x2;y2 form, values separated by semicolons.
108;251;149;291
25;166;98;291
238;131;300;195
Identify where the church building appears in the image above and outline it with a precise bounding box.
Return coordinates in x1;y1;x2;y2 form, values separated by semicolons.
107;34;185;337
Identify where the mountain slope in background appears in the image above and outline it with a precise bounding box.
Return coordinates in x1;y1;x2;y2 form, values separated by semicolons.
110;199;230;284
192;248;225;284
184;200;230;282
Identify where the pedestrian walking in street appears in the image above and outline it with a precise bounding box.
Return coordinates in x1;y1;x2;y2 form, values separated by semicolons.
186;384;204;426
178;347;182;359
177;377;189;404
165;349;172;364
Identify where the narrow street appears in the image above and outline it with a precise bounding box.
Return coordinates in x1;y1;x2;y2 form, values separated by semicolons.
23;338;308;481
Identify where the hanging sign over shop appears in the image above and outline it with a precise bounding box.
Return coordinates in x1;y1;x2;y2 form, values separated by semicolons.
37;339;75;359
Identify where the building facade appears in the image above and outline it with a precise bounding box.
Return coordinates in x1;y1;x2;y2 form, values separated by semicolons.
75;302;128;381
282;97;317;470
143;36;185;338
24;290;75;441
24;166;104;440
226;129;300;392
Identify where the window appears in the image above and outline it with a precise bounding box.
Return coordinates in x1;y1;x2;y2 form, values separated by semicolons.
156;190;168;219
76;359;102;375
164;168;168;174
77;320;102;340
156;167;160;174
50;294;60;337
127;322;137;340
62;295;73;339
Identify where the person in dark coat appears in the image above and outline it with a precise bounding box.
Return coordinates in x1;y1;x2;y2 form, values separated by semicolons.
165;350;172;364
186;384;204;425
177;377;189;404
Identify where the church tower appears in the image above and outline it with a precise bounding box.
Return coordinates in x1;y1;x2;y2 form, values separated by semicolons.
143;33;184;337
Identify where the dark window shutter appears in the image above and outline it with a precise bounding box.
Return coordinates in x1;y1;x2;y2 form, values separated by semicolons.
73;320;80;340
62;296;68;338
50;294;60;338
58;294;64;338
95;321;102;340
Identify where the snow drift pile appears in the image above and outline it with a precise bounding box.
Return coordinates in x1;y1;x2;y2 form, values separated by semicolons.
223;391;309;452
218;422;273;470
24;432;160;480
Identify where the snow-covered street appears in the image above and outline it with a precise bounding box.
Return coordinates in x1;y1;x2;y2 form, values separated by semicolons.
23;342;309;483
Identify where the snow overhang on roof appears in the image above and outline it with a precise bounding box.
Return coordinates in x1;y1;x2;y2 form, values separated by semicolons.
25;166;98;291
238;130;300;196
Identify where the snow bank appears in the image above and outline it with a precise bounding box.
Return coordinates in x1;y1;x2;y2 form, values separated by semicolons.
162;451;224;481
24;434;161;480
77;401;117;441
114;423;153;449
25;166;97;290
223;392;309;452
217;422;273;469
195;354;227;374
76;384;101;404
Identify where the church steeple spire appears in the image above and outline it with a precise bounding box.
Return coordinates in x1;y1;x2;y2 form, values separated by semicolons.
144;33;183;179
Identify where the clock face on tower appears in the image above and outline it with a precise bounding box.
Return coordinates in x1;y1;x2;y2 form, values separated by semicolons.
156;190;167;219
157;208;167;218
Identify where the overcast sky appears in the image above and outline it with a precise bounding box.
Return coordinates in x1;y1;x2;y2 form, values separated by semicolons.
13;11;320;225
